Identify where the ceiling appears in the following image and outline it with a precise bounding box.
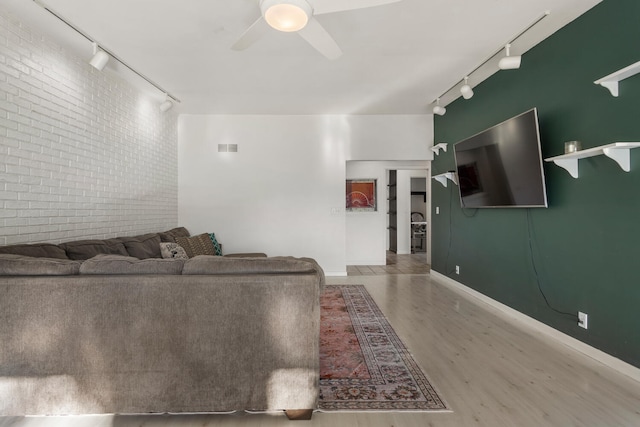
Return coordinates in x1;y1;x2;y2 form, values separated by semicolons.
1;0;601;115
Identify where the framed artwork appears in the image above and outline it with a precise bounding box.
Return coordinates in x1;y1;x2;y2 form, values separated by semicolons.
346;179;377;212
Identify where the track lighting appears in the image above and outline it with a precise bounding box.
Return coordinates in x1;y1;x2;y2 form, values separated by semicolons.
428;12;549;111
460;77;474;100
498;44;522;70
89;42;109;71
262;0;312;32
34;2;180;106
432;98;446;116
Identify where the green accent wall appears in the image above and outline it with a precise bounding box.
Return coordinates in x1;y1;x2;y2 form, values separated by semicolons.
432;0;640;368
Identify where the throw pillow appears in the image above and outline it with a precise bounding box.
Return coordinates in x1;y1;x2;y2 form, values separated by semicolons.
175;233;216;258
209;233;223;256
160;242;189;260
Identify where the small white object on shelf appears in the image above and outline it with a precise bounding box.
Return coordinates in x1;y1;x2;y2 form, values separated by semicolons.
594;61;640;97
432;172;458;187
431;143;448;155
544;142;640;178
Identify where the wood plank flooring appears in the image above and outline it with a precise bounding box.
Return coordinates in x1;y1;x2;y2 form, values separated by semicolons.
2;256;640;426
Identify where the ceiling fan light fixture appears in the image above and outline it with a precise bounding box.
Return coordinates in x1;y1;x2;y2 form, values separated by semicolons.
262;0;312;32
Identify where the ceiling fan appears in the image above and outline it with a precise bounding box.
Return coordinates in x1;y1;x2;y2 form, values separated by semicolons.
231;0;402;60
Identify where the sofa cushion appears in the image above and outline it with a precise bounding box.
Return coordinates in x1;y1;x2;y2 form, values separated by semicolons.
0;254;81;276
182;255;319;275
160;242;189;259
175;233;216;258
0;243;68;259
121;233;162;259
79;254;184;275
158;227;190;243
60;238;129;260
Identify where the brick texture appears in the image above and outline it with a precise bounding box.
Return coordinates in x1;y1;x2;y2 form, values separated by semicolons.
0;10;178;245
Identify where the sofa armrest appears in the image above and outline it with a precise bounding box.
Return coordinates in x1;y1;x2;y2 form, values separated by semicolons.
182;255;322;278
223;252;267;258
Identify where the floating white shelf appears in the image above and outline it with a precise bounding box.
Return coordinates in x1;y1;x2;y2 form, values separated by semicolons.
544;142;640;178
432;172;458;187
594;61;640;97
431;143;448;155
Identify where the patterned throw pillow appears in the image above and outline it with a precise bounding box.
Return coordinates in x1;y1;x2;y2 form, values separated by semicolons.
175;233;216;258
159;242;189;260
209;233;223;256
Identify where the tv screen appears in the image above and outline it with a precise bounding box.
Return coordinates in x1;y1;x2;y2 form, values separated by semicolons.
453;108;548;208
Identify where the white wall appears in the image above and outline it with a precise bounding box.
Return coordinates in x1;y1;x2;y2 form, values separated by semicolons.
345;115;433;161
345;162;387;265
178;115;347;275
0;10;178;245
178;115;432;274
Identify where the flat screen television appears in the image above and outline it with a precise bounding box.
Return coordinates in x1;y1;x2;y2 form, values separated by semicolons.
453;108;548;208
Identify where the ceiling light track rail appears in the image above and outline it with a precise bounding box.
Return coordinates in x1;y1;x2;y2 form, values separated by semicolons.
430;10;550;113
32;0;180;104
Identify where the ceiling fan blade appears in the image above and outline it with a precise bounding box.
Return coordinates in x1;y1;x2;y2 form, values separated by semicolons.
312;0;402;15
231;16;270;51
298;17;342;60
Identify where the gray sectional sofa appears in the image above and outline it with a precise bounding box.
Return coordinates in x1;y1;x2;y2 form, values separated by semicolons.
0;228;323;420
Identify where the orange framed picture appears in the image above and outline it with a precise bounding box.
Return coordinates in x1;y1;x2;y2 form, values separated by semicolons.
346;179;377;212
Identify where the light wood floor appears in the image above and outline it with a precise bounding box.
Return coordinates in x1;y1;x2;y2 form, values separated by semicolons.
2;261;640;427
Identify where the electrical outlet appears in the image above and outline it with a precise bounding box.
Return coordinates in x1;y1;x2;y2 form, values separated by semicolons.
578;311;588;329
436;206;440;215
455;265;460;275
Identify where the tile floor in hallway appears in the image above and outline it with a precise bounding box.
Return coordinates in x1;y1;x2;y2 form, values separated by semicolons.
347;251;429;275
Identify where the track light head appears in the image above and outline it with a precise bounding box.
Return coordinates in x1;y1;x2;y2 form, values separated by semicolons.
159;99;173;113
460;77;474;100
89;43;109;71
433;105;446;116
499;56;522;70
498;44;521;70
432;98;446;116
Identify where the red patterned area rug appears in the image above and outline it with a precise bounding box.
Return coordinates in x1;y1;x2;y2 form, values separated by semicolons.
319;285;449;411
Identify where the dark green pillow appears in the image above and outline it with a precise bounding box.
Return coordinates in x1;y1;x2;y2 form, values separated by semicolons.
209;233;223;256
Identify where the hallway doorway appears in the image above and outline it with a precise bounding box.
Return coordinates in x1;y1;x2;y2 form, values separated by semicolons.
387;169;429;260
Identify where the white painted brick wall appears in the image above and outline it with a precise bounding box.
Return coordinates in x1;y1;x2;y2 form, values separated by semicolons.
0;10;178;245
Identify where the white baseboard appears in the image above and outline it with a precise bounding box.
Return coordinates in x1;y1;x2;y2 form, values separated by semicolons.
430;270;640;384
345;260;386;266
326;271;348;277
